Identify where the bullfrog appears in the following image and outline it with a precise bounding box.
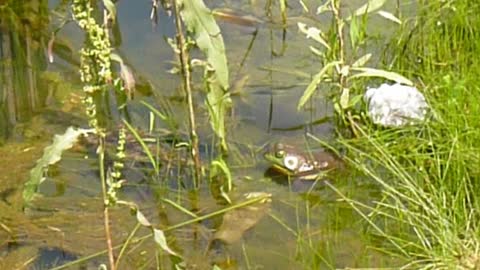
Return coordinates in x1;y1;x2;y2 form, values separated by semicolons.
264;143;342;181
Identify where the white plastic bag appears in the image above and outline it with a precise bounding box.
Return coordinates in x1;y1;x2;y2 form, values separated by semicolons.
364;83;429;127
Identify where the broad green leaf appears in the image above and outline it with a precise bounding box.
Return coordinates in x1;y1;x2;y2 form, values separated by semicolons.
133;206;181;257
297;22;331;50
347;0;386;20
136;210;152;227
340;88;350;109
211;158;232;191
180;0;230;150
349;67;413;85
180;0;229;89
352;53;372;67
377;10;402;24
23;127;95;204
153;228;180;257
297;61;339;110
205;83;231;151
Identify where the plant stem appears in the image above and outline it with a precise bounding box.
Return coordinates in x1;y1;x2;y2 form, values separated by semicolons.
332;0;345;87
172;0;202;184
99;135;116;270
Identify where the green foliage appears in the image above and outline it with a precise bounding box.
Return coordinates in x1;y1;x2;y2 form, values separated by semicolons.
329;0;480;268
179;0;231;150
23;127;94;204
297;0;405;126
135;208;181;258
122;119;159;175
210;157;233;203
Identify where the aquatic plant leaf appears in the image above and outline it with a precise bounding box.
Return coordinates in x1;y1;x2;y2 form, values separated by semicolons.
377;10;402;24
119;63;136;94
349;14;360;48
340;88;350;109
206;82;231;151
136;210;152;227
23;127;95;204
153;228;180;257
180;0;229;89
122;119;159;174
297;22;331;50
180;0;231;150
102;0;116;22
210;158;232;191
352;53;372;67
297;61;340;110
348;0;386;19
133;207;181;257
349;67;413;86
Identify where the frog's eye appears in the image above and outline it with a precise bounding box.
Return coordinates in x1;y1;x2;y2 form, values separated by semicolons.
284;156;299;170
275;150;285;158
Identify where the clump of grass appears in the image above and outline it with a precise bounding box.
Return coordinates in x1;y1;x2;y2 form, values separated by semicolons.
330;0;480;268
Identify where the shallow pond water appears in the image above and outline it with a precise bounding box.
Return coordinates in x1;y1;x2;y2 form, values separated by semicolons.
0;0;414;269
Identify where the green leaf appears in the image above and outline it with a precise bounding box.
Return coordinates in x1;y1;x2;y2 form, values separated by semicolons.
352;53;372;67
180;0;230;150
102;0;116;22
349;14;359;48
23;127;95;204
136;209;152;227
347;0;386;20
349;67;413;86
210;158;232;191
180;0;229;89
340;88;350;109
377;10;402;24
297;22;331;50
153;228;180;257
122;119;159;174
205;83;231;151
297;61;339;110
348;94;363;108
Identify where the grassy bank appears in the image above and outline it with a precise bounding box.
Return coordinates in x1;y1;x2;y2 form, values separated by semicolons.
331;0;480;268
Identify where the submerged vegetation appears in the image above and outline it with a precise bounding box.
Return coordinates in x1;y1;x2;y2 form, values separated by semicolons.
0;0;480;269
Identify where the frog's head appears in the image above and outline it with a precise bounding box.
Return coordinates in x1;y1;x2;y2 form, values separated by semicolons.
264;143;329;177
